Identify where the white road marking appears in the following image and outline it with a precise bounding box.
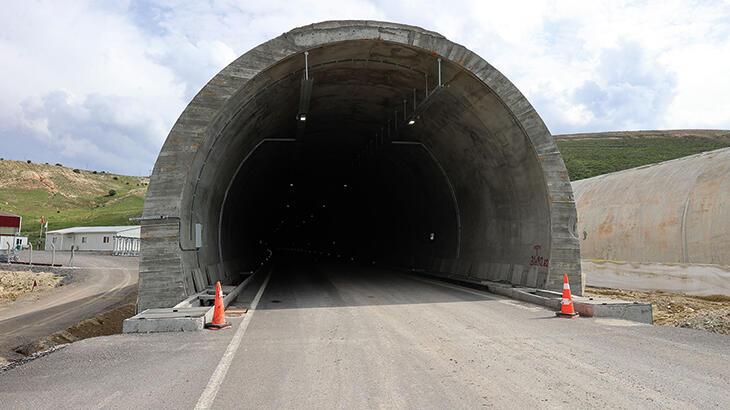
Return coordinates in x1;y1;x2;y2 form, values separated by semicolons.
408;274;552;312
194;270;272;410
404;273;499;299
498;299;545;311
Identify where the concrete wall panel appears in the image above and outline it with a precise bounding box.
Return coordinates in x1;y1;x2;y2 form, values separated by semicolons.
574;148;730;266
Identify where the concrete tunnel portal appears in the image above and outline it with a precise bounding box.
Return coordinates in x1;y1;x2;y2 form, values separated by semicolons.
138;21;581;311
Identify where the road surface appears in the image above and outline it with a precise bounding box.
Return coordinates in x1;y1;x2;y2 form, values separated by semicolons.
0;258;728;408
0;252;138;362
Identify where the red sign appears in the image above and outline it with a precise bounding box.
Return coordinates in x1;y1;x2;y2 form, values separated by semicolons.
0;215;21;229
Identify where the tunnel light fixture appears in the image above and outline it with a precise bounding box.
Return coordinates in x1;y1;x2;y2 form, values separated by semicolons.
298;114;307;122
408;119;416;125
429;232;436;241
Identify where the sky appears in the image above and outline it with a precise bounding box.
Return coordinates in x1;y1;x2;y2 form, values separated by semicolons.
1;0;729;176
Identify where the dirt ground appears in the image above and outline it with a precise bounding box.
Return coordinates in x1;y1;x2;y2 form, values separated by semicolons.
9;291;137;360
0;270;62;303
586;286;730;335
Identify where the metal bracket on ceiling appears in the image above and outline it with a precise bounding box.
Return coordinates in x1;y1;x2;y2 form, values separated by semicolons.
353;56;447;166
402;57;445;128
296;51;313;141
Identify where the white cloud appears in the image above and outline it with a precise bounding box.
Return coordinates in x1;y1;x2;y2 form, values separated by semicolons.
1;0;729;174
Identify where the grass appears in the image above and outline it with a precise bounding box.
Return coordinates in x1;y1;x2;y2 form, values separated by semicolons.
0;160;147;247
556;136;730;180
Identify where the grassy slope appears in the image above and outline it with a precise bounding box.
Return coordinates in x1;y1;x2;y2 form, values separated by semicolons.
0;160;147;246
555;130;730;180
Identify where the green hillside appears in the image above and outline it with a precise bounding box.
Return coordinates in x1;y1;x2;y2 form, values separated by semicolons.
0;160;147;246
555;130;730;180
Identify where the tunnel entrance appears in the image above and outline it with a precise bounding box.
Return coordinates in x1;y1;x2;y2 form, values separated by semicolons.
138;21;581;311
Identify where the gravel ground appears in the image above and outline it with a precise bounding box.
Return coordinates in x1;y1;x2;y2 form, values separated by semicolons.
586;286;730;334
0;270;62;303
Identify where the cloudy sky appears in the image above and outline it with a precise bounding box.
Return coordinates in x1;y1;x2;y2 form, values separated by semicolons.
2;0;729;175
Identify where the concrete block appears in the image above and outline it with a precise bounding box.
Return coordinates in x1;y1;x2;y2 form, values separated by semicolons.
574;300;653;324
122;307;210;333
498;264;511;282
472;262;488;280
510;265;523;285
456;259;471;276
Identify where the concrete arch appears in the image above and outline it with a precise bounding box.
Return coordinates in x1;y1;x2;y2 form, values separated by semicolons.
139;20;580;311
574;147;730;265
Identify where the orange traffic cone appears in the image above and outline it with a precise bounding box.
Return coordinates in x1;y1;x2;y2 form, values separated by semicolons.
205;281;231;330
556;273;579;318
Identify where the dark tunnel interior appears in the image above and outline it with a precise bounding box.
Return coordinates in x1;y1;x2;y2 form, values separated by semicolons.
219;139;460;270
157;38;556;299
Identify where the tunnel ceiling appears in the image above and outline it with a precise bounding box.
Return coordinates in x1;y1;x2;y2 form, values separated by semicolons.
138;20;581;311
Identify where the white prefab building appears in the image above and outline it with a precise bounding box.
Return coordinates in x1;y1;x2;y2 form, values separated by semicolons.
45;226;141;255
0;235;28;250
0;211;28;250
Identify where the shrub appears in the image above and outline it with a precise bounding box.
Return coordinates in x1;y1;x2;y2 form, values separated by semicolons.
92;170;98;174
113;176;118;180
73;169;80;173
108;189;117;197
26;160;31;164
55;163;63;166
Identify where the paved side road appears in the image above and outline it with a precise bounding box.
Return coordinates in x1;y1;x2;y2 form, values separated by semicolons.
0;261;728;409
0;252;138;362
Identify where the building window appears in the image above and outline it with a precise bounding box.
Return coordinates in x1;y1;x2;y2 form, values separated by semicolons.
103;236;110;244
81;237;87;243
16;238;22;245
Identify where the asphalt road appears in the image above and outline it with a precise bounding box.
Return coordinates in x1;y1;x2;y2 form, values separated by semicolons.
0;252;138;361
0;259;728;409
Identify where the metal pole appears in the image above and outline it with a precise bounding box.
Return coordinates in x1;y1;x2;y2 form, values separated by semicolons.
403;100;407;120
28;242;32;267
304;51;309;80
51;244;55;267
413;89;417;113
6;242;10;266
425;73;428;97
69;246;75;268
437;58;442;87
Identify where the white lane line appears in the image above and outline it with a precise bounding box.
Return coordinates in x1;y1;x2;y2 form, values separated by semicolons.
194;270;272;410
408;273;550;312
404;273;499;299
